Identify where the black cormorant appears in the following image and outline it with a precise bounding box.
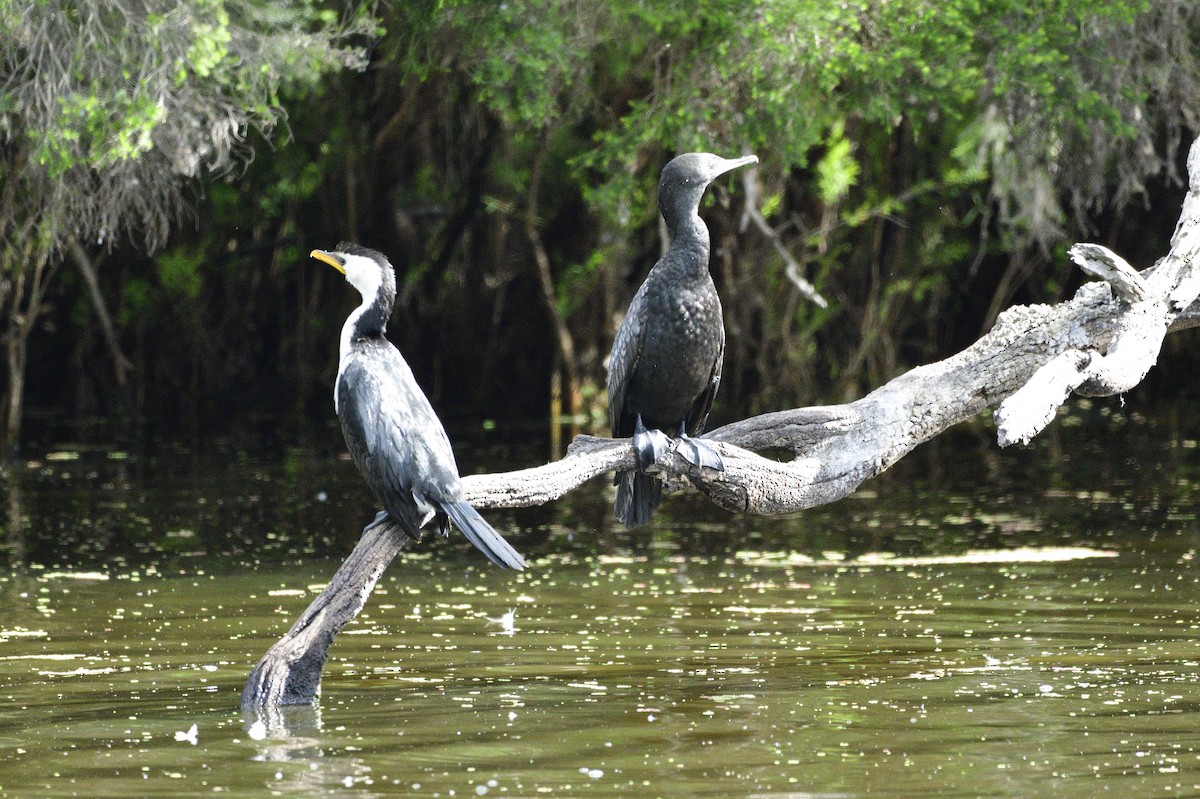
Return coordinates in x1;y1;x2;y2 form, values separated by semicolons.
312;244;526;570
607;152;758;528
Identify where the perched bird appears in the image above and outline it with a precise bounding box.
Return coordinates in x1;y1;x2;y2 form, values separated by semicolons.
311;243;526;569
607;152;758;527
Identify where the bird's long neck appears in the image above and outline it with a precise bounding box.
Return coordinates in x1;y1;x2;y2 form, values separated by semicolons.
335;283;393;414
340;288;391;361
663;207;712;279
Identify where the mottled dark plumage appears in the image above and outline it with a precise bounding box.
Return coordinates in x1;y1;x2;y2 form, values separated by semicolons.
607;152;757;527
313;243;525;569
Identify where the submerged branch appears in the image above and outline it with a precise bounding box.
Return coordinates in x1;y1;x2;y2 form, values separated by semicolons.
242;523;412;711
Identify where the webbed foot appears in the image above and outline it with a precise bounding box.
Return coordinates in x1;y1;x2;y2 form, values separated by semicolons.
677;429;724;472
633;414;671;471
363;509;390;533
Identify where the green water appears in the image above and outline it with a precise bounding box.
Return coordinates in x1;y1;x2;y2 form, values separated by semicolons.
3;406;1200;797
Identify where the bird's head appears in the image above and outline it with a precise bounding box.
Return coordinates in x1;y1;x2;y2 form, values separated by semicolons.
657;152;758;235
311;243;397;307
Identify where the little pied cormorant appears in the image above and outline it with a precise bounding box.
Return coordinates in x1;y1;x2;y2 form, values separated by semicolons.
607;152;758;528
312;244;526;570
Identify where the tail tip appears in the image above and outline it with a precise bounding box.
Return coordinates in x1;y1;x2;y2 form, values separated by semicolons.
446;500;527;571
614;470;662;528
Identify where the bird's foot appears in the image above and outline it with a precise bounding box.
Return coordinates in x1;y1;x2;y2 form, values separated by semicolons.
633;415;671;472
676;432;724;472
362;509;390;533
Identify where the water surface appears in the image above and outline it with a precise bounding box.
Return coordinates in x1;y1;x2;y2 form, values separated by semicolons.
3;406;1200;797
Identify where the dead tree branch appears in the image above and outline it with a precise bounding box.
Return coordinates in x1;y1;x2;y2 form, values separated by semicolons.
66;239;133;388
243;139;1200;712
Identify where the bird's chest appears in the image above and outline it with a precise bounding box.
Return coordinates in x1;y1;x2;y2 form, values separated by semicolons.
645;283;719;341
628;280;722;420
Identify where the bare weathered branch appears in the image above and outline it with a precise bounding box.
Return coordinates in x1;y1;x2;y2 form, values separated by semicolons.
242;523;413;710
451;139;1200;506
244;138;1200;710
1068;243;1147;303
738;167;829;309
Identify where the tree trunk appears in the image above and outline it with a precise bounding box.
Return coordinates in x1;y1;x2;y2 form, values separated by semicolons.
525;131;582;422
3;332;25;456
66;239;132;388
242;138;1200;711
1;246;56;455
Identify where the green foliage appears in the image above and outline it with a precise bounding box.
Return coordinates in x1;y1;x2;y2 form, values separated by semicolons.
18;0;1200;441
411;0;1161;245
119;278;155;326
816;123;858;205
1;0;377;250
250;130;330;218
182;0;233;80
292;0;1197;412
0;0;379;448
157;246;206;300
35;89;167;177
558;249;609;317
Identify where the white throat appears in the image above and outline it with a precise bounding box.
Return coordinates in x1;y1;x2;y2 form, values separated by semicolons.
342;253;384;300
333;254;385;413
334;303;368;414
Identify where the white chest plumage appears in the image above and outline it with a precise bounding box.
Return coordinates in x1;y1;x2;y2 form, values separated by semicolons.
335;306;363;413
333;255;385;413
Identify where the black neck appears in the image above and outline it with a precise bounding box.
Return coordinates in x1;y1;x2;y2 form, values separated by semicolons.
352;267;396;340
659;174;712;277
353;293;391;339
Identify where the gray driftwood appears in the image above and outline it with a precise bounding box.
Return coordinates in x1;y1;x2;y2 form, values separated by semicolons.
242;524;412;710
242;138;1200;712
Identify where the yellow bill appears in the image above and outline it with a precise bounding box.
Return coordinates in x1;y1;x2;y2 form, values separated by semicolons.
310;249;346;274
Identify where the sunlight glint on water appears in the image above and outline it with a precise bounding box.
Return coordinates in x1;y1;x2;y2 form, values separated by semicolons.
3;412;1200;797
1;544;1199;797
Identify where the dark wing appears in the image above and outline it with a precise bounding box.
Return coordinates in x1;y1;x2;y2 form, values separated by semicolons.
337;341;461;538
684;319;724;436
607;287;646;438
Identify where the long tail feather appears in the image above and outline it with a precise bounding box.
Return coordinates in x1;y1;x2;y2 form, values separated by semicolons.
442;500;527;570
614;469;662;528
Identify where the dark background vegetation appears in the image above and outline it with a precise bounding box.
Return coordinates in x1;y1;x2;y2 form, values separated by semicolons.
6;0;1200;454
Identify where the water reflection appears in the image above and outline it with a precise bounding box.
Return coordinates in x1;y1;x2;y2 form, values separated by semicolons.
245;702;323;744
242;704;376;797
